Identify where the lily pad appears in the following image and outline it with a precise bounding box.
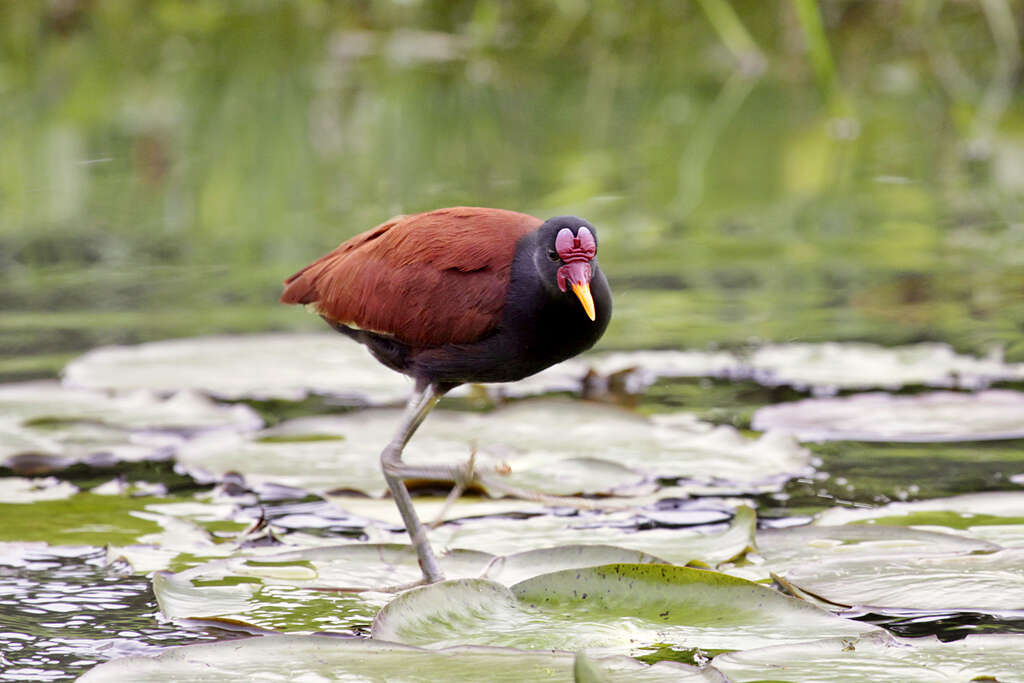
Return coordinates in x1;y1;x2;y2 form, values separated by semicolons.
0;381;261;469
372;566;879;655
748;342;1024;392
0;380;262;432
757;524;999;565
780;548;1024;612
816;492;1024;526
752;390;1024;442
63;333;412;403
177;402;810;496
481;545;671;585
0;419;183;471
586;349;745;394
436;506;757;567
62;334;596;404
812;492;1024;550
713;632;1024;683
726;524;1002;584
151;542;685;631
78;634;720;682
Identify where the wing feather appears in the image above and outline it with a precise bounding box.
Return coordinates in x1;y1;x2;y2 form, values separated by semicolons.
280;207;541;346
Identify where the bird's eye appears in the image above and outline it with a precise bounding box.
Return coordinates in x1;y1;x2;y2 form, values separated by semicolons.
547;249;560;262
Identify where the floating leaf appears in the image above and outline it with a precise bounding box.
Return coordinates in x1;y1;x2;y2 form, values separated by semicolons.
780;548;1024;612
372;565;879;655
481;545;670;585
0;381;261;469
816;492;1024;527
727;524;1002;584
748;342;1024;392
0;381;261;432
713;632;1024;683
63;334;411;403
62;334;596;404
757;524;999;565
437;506;756;566
178;402;809;496
78;634;720;682
752;390;1024;442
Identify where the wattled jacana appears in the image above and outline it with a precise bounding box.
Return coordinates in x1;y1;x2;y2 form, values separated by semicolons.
280;207;611;583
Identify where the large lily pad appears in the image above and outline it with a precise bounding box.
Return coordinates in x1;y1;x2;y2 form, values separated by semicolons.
752;390;1024;442
0;380;261;432
151;540;671;610
713;632;1024;683
152;543;674;629
812;492;1024;550
177;402;810;496
726;524;1002;584
748;342;1024;392
780;548;1024;612
756;524;999;566
0;381;261;469
435;506;757;567
372;566;879;655
78;634;721;682
62;334;595;404
63;333;412;403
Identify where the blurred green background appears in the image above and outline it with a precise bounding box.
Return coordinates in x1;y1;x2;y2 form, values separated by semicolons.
2;0;1022;379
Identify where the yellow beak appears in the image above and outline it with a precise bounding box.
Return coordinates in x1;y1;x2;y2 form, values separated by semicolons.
571;281;597;321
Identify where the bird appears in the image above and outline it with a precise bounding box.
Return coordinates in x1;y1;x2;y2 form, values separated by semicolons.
280;206;611;583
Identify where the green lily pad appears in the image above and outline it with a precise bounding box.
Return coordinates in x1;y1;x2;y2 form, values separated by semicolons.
63;334;411;403
78;634;721;682
0;419;183;471
481;545;671;585
780;548;1024;612
757;524;1000;565
62;334;597;404
748;342;1024;392
154;544;492;608
0;381;261;469
436;506;756;567
816;492;1024;527
811;492;1024;551
0;380;262;431
372;565;879;655
752;390;1024;442
713;631;1024;683
727;524;1002;584
150;542;690;632
178;402;809;496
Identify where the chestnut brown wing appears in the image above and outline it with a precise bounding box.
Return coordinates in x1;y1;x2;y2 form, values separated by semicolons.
280;207;542;347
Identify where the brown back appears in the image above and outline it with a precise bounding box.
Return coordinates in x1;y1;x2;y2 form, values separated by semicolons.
280;207;542;347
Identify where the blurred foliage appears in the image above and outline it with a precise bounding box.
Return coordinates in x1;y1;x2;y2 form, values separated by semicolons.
1;0;1023;376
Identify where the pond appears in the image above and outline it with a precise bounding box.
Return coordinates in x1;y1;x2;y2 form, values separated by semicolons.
2;2;1024;681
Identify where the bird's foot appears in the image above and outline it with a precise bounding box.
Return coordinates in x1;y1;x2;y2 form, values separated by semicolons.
430;449;479;528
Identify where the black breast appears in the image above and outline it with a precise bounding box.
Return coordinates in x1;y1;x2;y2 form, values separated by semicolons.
408;235;612;387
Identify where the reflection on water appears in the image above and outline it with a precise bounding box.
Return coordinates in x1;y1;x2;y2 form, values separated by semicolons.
0;545;220;682
1;3;1023;378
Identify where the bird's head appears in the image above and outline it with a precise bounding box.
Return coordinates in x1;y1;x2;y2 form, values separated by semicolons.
535;216;600;321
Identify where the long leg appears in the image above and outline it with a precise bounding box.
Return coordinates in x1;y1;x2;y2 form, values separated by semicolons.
381;382;445;583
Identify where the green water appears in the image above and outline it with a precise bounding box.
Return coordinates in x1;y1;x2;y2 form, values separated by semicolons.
2;1;1022;378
